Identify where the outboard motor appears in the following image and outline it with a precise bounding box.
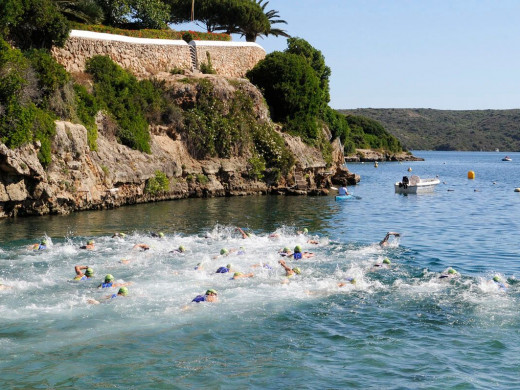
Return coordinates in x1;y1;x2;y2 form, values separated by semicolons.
402;176;409;189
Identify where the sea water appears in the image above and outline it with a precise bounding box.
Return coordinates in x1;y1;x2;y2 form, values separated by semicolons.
1;151;520;388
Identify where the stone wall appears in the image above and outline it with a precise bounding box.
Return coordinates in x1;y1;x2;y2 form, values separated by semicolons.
52;30;265;78
191;41;265;78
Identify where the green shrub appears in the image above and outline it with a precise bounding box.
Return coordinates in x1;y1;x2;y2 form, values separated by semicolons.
24;49;69;100
199;51;216;74
145;170;170;194
196;174;209;184
170;67;184;75
247;155;266;180
85;55;152;153
182;32;193;43
73;84;99;151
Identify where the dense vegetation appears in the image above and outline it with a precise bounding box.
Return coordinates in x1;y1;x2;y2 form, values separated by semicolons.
247;38;403;156
340;108;520;151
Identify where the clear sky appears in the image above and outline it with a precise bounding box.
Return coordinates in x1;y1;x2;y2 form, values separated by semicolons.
176;0;520;110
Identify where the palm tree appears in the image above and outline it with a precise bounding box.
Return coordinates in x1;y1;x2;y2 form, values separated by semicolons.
242;0;290;42
53;0;103;24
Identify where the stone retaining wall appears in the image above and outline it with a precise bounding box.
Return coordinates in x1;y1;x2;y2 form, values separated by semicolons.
52;30;265;78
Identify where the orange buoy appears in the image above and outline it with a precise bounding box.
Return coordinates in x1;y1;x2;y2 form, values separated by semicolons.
468;171;475;179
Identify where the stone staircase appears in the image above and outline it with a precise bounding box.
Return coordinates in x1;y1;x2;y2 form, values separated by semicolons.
189;44;198;72
294;172;308;190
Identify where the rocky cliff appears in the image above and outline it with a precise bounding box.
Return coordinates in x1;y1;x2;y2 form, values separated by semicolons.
0;74;358;218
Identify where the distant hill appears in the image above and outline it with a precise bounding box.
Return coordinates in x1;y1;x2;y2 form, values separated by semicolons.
338;108;520;151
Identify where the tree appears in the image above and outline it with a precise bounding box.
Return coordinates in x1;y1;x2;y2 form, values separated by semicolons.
246;51;321;142
241;0;290;42
95;0;170;29
53;0;104;24
285;37;331;106
2;0;70;50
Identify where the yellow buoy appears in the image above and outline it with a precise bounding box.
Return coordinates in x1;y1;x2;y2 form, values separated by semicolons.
407;167;412;172
468;171;475;179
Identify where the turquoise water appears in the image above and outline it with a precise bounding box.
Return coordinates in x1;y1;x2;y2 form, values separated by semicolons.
1;151;520;388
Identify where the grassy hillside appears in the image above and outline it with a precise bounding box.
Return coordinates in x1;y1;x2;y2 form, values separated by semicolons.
338;108;520;151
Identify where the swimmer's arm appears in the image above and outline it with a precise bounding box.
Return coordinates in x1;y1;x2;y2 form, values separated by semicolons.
236;228;248;239
75;265;88;275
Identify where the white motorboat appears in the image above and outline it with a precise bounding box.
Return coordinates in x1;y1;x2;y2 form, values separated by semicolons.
395;175;440;194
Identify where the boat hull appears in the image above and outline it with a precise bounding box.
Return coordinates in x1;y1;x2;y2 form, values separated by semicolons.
394;178;440;194
335;195;355;201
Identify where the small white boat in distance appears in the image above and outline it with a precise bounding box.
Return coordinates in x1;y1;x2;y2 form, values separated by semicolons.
395;175;440;194
502;156;512;161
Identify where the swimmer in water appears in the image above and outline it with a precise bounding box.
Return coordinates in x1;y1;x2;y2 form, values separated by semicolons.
439;267;458;279
292;245;314;260
192;289;218;303
379;232;400;247
79;240;95;250
30;239;48;250
112;232;126;238
372;258;392;270
279;259;301;277
216;264;232;273
194;263;203;270
279;247;293;257
74;265;94;281
491;275;509;291
0;283;12;290
98;274;132;289
236;227;251;239
338;277;356;287
231;272;254;280
133;243;150;251
150;232;165;238
88;287;129;304
170;245;186;254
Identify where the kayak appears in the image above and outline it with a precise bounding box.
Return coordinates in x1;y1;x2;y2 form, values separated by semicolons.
335;195;355;201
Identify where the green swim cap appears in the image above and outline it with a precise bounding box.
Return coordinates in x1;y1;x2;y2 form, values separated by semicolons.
246;232;251;237
105;274;114;283
303;228;308;234
41;239;47;245
220;248;228;255
179;245;186;252
383;258;391;265
118;287;128;296
294;245;302;253
206;289;217;295
226;264;232;269
447;268;457;274
493;275;501;282
293;267;301;275
283;247;290;253
87;240;94;245
120;233;126;238
85;268;94;277
159;232;164;238
233;272;243;277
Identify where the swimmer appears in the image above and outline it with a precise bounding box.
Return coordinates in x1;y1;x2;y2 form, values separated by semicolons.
192;289;218;303
338;277;356;287
79;240;95;250
297;228;309;235
491;275;509;291
439;267;458;279
216;264;232;273
372;258;392;270
292;245;314;260
251;263;273;270
170;245;186;254
279;259;301;277
112;232;126;238
150;232;165;238
231;272;254;279
307;239;319;245
0;283;12;290
236;227;251;239
119;259;132;265
379;232;400;247
30;239;48;250
88;287;129;304
98;274;132;289
194;263;203;270
133;243;150;251
279;247;293;257
74;265;94;281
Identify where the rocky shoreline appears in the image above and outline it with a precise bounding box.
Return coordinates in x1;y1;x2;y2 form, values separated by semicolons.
345;148;424;162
